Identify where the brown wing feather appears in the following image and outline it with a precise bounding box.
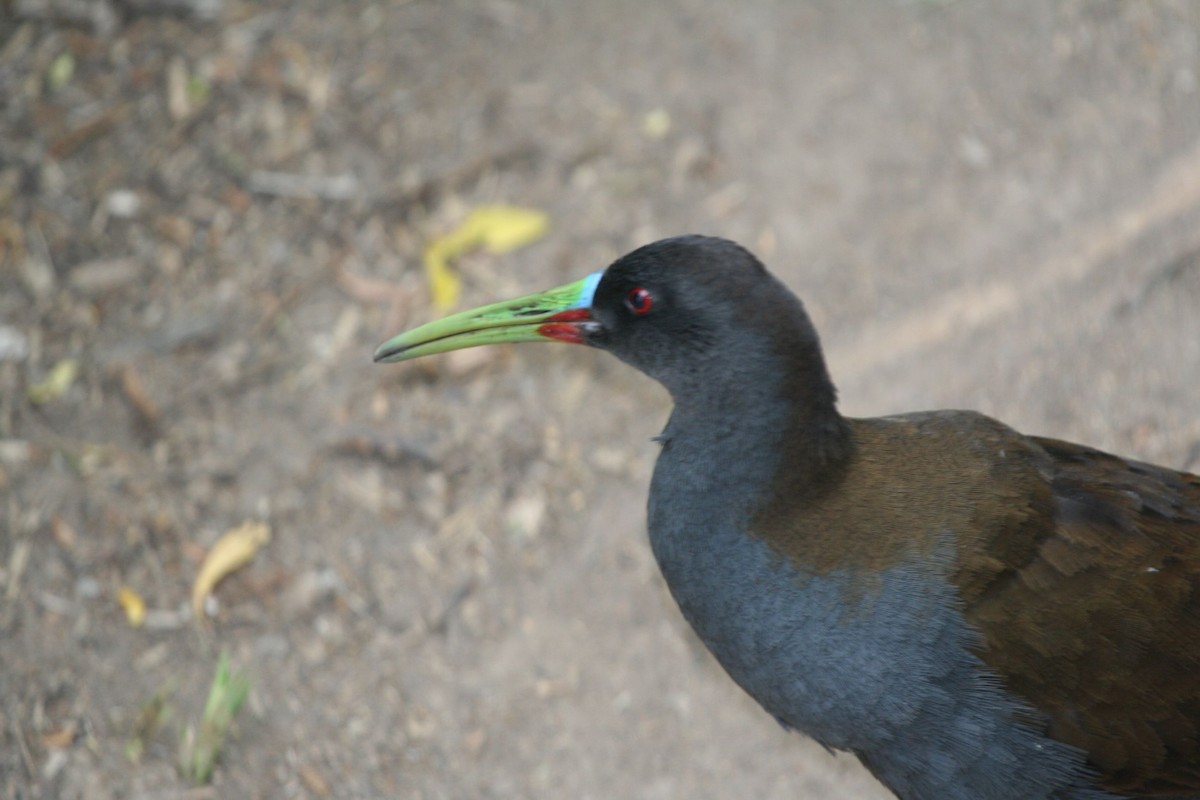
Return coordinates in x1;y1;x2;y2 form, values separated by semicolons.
960;435;1200;796
760;412;1200;794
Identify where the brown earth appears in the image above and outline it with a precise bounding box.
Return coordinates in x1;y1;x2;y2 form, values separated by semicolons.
2;1;1200;798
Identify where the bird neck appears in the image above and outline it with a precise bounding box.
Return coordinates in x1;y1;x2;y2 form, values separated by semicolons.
659;332;852;509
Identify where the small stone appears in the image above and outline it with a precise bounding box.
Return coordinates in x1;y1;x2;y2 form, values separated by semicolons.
142;607;186;630
0;440;31;464
69;258;143;294
0;325;29;362
505;490;546;542
41;749;68;781
74;576;101;600
105;190;141;218
283;567;341;615
19;257;55;300
155;215;195;247
167;57;191;121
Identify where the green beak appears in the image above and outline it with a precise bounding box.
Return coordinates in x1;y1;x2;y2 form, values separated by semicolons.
373;272;603;363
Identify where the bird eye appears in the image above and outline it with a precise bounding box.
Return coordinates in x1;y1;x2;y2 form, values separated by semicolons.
625;287;654;316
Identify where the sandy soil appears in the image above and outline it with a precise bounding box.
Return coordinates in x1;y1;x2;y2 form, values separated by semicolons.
2;2;1199;798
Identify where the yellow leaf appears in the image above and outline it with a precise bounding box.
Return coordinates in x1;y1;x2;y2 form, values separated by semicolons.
192;521;272;620
28;359;78;405
117;585;147;628
422;248;461;314
422;205;549;313
467;205;549;254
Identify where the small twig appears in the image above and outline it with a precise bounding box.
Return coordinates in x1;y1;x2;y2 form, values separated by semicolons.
116;0;223;21
34;591;75;615
116;363;163;440
10;713;36;781
247;171;361;201
332;263;410;307
251;270;326;337
48;103;130;160
328;433;438;469
22;221;57;301
15;0;118;34
428;578;474;635
379;141;542;219
332;254;412;335
5;539;31;602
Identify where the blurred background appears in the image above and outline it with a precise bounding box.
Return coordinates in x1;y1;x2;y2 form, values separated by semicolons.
2;1;1199;798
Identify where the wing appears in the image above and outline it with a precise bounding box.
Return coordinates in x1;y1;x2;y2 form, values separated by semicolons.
960;435;1200;796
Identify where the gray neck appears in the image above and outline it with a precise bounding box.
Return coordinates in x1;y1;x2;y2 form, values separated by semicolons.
654;346;799;529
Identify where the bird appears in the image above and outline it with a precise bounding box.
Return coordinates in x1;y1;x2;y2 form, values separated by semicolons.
374;235;1200;800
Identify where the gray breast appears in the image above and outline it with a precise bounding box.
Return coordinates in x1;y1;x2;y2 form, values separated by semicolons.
647;486;1112;800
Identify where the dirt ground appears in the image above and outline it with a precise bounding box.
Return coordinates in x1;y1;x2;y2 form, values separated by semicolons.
2;1;1200;798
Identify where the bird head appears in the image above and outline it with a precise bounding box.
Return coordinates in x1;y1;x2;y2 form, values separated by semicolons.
374;235;824;403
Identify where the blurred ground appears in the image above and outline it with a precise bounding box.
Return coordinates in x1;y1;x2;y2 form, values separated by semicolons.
2;1;1200;798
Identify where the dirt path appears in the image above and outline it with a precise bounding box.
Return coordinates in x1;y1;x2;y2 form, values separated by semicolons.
2;2;1199;798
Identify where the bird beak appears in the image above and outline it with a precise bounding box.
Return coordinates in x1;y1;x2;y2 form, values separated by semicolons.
373;271;603;363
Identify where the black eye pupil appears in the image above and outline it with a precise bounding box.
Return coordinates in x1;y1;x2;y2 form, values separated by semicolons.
627;287;653;315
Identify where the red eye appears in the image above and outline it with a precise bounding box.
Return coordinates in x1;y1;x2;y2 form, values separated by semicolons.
625;287;654;315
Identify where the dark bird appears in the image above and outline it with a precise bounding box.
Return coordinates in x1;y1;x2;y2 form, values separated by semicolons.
374;235;1200;800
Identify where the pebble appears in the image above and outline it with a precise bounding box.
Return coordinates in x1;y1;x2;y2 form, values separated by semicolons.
505;490;546;541
74;576;101;600
105;189;141;218
69;258;143;295
0;325;29;362
283;567;342;614
42;749;68;781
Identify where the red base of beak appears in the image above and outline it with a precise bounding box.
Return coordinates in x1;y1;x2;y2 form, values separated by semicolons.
538;309;591;344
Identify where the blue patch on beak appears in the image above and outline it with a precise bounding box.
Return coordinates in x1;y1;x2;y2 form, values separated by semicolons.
574;271;603;310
